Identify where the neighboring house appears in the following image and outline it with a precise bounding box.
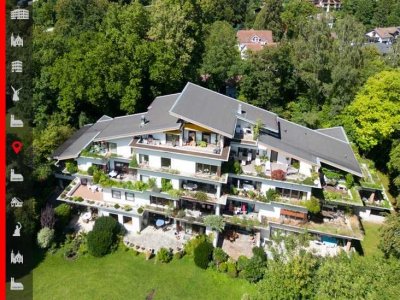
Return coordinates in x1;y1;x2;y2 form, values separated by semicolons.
311;0;341;12
54;82;391;254
236;29;275;59
366;27;400;44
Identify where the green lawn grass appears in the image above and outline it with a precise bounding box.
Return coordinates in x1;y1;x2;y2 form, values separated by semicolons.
361;221;383;257
33;246;256;300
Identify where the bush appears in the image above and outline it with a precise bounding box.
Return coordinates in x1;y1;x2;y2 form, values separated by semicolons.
137;207;144;214
237;255;250;271
161;178;173;192
204;215;225;232
345;174;355;189
227;261;238;278
233;161;243;174
129;156;138;168
87;229;113;257
266;189;279;201
304;197;321;214
54;203;72;228
156;247;173;263
271;169;286;181
213;247;228;265
198;141;207;147
65;162;78;174
218;262;228;272
194;240;214;269
87;166;96;176
242;256;266;283
184;234;210;256
174;251;184;260
147;178;157;189
167;189;184;198
252;246;267;262
301;177;315;185
37;227;55;249
124;205;132;211
93;216;119;234
194;191;208;201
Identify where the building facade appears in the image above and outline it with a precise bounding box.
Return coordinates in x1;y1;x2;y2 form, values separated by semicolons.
53;83;391;252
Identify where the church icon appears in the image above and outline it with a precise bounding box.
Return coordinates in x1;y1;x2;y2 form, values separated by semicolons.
11;33;23;47
10;250;23;264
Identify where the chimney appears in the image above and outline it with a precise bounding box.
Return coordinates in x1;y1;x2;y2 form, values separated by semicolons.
237;104;242;115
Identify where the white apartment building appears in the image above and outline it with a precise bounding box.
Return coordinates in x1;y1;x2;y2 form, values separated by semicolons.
54;83;374;250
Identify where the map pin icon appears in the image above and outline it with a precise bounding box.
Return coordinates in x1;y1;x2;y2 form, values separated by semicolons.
11;141;23;154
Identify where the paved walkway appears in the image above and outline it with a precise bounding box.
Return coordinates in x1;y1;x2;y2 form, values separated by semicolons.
124;226;186;253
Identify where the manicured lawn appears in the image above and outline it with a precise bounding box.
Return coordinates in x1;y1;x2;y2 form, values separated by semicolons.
33;246;256;300
361;221;383;257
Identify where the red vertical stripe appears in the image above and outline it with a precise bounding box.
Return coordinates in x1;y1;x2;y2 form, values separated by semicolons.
0;0;6;298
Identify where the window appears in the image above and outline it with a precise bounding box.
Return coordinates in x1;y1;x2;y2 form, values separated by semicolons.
112;190;121;199
125;192;135;201
114;161;128;173
139;154;149;164
196;163;218;175
166;133;179;143
202;133;210;144
109;142;117;154
161;157;171;168
270;150;278;162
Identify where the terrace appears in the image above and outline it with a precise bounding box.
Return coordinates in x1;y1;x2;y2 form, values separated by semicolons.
264;212;364;240
80;142;117;159
130;138;230;161
359;188;391;209
58;179;141;215
322;186;364;206
219;229;261;260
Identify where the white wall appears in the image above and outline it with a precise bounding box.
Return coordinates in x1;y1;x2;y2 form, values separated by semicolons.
257;203;281;219
148;155;161;169
76;157;104;171
107;137;133;158
299;161;312;177
171;158;196;174
103;188;150;207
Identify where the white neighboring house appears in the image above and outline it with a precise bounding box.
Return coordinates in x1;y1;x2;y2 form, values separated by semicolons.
311;0;341;12
53;82;383;253
236;29;276;59
366;27;400;44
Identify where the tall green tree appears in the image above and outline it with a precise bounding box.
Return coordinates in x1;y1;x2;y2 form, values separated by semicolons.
388;141;400;190
239;44;296;110
343;69;400;152
200;21;240;91
280;0;317;38
253;0;284;39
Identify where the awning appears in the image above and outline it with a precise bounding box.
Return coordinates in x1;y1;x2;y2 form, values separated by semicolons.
184;123;212;133
165;130;181;135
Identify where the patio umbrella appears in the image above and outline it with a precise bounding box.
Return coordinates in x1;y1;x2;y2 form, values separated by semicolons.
242;204;246;212
155;219;165;227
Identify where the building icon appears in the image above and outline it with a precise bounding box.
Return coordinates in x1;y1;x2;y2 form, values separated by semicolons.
10;250;23;264
11;34;23;47
10;9;29;20
10;197;23;208
11;61;23;73
10;277;24;291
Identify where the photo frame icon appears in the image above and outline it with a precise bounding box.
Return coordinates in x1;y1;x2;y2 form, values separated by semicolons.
10;115;24;128
10;169;24;182
10;277;24;291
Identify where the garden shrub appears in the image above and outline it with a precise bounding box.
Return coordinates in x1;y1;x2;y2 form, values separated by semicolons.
174;251;184;260
304;197;321;214
194;191;208;201
87;166;96;176
37;227;55;249
184;234;209;256
252;246;267;262
156;247;173;263
266;189;279;201
65;162;78;174
161;178;173;192
194;240;214;269
218;262;228;272
345;173;355;188
302;177;315;185
233;161;243;174
93;216;120;239
137;207;144;214
213;247;228;265
114;203;120;209
129;156;138;168
54;203;72;228
237;255;250;271
271;169;286;181
87;229;113;257
242;256;266;283
226;261;238;278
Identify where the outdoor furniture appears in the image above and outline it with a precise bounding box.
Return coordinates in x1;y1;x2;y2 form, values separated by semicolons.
183;183;198;191
109;170;118;178
155;219;165;228
90;185;98;193
82;212;92;223
243;184;255;191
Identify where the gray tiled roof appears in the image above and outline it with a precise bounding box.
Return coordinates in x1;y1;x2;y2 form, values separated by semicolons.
169;83;278;138
316;127;348;143
259;119;362;177
94;113;146;141
53;120;111;160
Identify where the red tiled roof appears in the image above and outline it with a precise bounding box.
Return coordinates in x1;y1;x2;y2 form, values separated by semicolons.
236;29;274;44
373;27;399;39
